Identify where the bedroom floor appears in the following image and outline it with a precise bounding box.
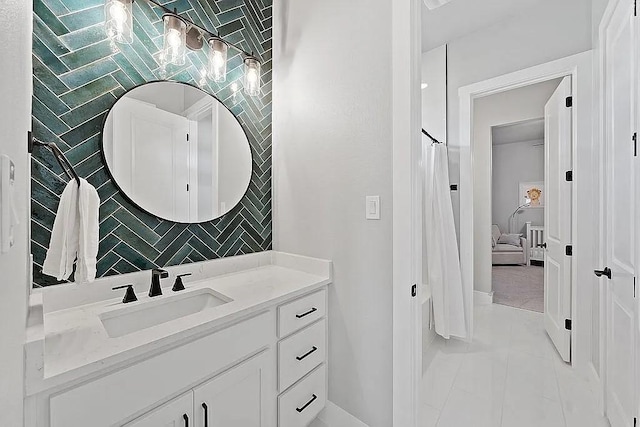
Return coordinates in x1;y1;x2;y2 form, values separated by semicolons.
492;265;544;312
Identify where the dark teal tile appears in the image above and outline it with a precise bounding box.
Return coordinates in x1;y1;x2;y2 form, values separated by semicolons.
65;133;101;165
32;199;55;230
110;69;135;90
99;213;120;237
33;56;69;96
113;258;138;274
59;58;119;89
116;44;157;81
153;221;173;236
60;75;118;109
60;92;114;128
59;39;113;70
31;220;52;250
98;232;120;256
87;166;109;187
155;223;188;250
33;97;70;135
96;251;120;276
165;243;192;266
44;0;70;14
112;193;162;228
113;209;162;245
75;152;104;178
33;16;70;56
186;250;206;263
33;36;69;74
60;114;105;147
34;1;69;36
113;225;160;259
59;5;104;32
99;197;120;219
161;0;193;14
59;23;107;51
32;179;61;214
34;77;70;115
187;234;216;258
114;242;157;270
59;0;103;12
155;229;192;266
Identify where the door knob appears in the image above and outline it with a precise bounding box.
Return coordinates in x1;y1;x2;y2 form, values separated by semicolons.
594;267;612;279
540;243;547;249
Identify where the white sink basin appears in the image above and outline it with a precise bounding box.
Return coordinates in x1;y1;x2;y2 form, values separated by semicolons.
99;288;231;338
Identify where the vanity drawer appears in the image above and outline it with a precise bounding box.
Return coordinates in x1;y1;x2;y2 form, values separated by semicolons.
278;319;326;392
278;364;326;427
278;289;326;338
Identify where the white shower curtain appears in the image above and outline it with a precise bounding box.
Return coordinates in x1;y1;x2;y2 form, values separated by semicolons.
423;141;467;339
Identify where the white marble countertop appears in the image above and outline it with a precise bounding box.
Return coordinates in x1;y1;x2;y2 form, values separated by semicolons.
25;252;331;395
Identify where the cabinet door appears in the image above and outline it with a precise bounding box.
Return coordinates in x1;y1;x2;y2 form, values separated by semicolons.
125;392;193;427
194;351;273;427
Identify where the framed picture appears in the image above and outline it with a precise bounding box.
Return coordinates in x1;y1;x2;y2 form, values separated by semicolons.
519;181;544;207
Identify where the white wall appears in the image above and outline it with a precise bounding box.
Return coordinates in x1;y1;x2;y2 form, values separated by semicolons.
445;0;594;229
492;140;544;233
421;45;447;143
472;79;560;293
272;0;393;425
0;0;31;425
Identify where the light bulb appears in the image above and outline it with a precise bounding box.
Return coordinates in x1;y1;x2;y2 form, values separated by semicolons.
247;69;258;84
104;0;133;44
207;37;228;83
166;29;182;49
243;56;261;96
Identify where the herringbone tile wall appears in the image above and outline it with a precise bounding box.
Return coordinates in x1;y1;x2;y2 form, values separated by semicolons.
32;0;272;286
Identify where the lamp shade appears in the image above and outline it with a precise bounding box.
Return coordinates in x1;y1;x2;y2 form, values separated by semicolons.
243;56;261;96
207;37;228;83
105;0;133;44
161;13;187;66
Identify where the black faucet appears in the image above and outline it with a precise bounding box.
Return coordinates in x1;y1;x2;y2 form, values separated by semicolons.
150;268;168;297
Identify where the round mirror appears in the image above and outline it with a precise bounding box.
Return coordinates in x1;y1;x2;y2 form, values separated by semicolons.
102;82;252;223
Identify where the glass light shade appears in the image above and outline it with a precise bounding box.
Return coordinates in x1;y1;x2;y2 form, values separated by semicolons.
105;0;133;44
162;14;187;66
243;57;261;96
207;38;228;83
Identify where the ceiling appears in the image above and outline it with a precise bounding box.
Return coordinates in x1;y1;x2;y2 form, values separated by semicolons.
421;0;546;51
492;118;544;146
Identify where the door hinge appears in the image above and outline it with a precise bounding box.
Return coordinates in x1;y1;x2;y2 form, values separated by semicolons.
186;184;189;192
635;0;637;16
411;284;417;297
633;132;637;156
565;170;573;182
565;319;572;330
565;96;573;108
565;245;573;256
634;417;637;427
634;277;637;298
187;133;190;142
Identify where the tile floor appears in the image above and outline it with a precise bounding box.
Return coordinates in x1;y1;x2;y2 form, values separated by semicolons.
421;303;610;427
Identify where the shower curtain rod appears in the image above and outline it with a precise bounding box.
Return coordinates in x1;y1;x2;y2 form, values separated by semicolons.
422;129;443;144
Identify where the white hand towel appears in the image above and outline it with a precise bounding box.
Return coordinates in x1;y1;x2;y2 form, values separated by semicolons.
75;179;100;283
42;180;79;281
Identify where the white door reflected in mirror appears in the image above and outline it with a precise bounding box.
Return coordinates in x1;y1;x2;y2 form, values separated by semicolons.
102;81;252;223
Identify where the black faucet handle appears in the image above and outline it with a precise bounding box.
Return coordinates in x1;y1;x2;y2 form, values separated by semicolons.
172;273;192;292
112;284;138;304
153;268;169;278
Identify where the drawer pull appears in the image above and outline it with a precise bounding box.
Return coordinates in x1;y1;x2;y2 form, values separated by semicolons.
183;414;189;427
296;307;318;319
296;394;318;413
202;403;208;427
296;346;318;361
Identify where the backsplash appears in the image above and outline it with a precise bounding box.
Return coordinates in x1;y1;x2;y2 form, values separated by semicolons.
31;0;272;286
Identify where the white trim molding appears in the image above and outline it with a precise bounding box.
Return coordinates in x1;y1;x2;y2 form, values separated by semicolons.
474;290;494;305
457;51;598;379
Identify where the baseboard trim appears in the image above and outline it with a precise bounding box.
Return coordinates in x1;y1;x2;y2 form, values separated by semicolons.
474;290;494;305
317;401;370;427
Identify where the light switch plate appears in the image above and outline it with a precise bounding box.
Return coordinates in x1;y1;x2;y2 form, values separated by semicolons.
366;196;380;220
0;155;16;253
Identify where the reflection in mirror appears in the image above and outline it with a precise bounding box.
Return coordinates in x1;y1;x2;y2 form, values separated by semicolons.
102;82;252;223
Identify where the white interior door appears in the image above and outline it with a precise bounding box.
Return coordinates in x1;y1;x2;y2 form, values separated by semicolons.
113;97;190;222
543;76;573;362
603;1;638;426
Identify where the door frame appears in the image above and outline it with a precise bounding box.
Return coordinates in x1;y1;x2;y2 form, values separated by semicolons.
457;51;600;382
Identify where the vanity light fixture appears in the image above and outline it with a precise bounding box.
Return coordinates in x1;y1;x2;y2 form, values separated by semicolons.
104;0;133;45
207;37;228;83
243;56;261;96
161;13;187;66
103;0;263;96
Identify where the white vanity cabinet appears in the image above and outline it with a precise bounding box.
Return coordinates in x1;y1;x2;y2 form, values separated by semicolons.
126;351;271;427
125;392;193;427
29;285;329;427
